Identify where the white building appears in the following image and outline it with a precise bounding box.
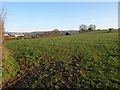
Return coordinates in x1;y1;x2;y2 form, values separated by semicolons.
13;34;24;37
4;33;10;37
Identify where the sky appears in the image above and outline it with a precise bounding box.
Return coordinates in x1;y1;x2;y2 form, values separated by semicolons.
1;2;118;32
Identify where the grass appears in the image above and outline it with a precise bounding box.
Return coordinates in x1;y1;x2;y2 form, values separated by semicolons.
3;30;119;88
2;50;20;84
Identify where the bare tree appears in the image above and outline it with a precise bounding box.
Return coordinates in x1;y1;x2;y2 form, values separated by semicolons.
79;24;87;32
0;7;5;90
88;24;96;31
0;7;5;62
0;8;5;40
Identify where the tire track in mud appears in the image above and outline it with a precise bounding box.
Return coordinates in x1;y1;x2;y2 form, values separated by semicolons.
2;64;30;89
2;64;47;89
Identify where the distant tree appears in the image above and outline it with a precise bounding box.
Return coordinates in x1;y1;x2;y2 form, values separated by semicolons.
53;29;60;34
108;28;113;32
65;32;70;35
88;24;96;31
79;24;87;32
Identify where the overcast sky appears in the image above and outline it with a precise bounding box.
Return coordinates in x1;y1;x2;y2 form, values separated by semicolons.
2;2;118;32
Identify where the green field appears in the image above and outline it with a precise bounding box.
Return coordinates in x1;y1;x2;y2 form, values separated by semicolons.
3;30;119;88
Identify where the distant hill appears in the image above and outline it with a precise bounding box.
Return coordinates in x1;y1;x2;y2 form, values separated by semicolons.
5;30;79;36
5;32;18;34
31;30;79;35
61;30;79;35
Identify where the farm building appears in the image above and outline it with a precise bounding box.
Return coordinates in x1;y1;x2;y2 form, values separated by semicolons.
4;33;10;37
13;33;24;37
